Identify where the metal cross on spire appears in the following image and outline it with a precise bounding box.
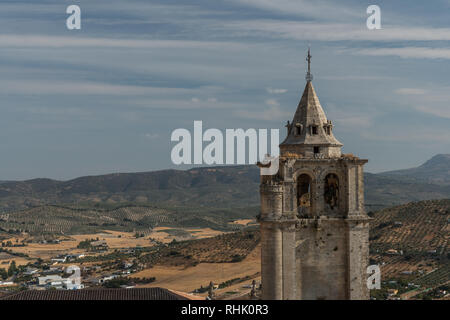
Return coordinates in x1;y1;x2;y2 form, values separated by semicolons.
305;47;313;82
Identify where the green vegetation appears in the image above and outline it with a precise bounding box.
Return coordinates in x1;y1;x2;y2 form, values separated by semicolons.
0;247;29;258
218;276;252;289
415;265;450;288
128;277;156;284
369;199;449;298
157;229;192;238
370;199;449;253
0;166;261;212
75;251;129;263
0;204;258;236
102;276;156;288
102;277;131;288
7;261;17;277
231;255;244;262
0;268;7;280
413;284;449;300
139;230;260;267
77;239;96;249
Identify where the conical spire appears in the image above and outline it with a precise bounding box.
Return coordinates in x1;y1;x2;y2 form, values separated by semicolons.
280;49;342;158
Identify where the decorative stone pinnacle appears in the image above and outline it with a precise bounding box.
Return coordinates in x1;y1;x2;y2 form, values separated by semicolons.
305;47;313;82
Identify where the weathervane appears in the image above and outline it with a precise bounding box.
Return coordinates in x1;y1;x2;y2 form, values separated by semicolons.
305;47;313;82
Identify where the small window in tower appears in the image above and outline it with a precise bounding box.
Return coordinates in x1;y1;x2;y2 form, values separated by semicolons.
314;146;320;154
296;126;301;135
312;126;318;135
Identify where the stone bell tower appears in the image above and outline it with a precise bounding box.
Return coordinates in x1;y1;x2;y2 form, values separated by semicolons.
258;49;370;300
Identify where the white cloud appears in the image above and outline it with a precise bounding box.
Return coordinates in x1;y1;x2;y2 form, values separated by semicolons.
132;98;247;110
22;106;90;117
234;104;291;121
353;47;450;60
361;129;450;144
321;75;392;81
415;105;450;119
0;34;248;50
395;88;427;95
225;20;450;42
144;133;159;140
265;99;280;107
266;87;288;94
0;80;226;100
334;115;372;128
392;86;450;119
191;97;218;103
325;102;376;129
0;80;199;96
229;0;361;21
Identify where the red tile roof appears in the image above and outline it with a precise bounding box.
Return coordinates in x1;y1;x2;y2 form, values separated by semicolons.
0;287;189;300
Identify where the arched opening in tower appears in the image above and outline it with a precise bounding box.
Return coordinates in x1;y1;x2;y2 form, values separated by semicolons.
324;173;339;210
297;174;312;216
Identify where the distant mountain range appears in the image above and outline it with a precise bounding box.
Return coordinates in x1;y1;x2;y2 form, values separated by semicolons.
0;154;449;212
379;154;450;186
0;167;261;211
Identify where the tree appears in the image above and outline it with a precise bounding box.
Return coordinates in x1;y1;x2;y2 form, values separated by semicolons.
8;260;17;277
0;268;7;280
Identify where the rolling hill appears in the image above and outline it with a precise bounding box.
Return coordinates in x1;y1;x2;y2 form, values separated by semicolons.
0;166;261;212
0;155;449;213
369;199;449;297
370;199;449;254
364;172;450;211
380;154;450;186
0;204;259;236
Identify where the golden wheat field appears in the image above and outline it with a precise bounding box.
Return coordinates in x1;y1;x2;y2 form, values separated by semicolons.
134;244;261;297
1;227;227;262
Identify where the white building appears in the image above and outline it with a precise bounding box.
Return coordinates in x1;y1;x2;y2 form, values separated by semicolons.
37;275;84;290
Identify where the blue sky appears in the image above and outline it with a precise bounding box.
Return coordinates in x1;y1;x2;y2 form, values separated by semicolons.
0;0;449;180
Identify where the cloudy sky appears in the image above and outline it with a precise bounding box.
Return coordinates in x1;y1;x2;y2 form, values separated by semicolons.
0;0;449;180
